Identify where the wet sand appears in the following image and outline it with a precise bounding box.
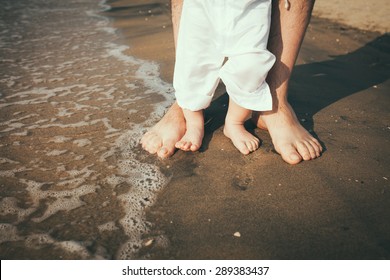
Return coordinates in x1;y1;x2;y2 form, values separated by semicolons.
1;0;389;260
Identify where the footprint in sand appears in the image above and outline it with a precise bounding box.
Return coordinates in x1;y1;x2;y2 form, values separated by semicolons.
232;173;254;191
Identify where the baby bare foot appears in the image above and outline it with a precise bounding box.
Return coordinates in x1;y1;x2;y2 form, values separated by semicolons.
141;102;186;159
253;104;323;164
223;121;260;155
175;109;204;152
223;97;258;155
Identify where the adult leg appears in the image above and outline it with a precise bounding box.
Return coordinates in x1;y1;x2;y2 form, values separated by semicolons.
140;0;185;159
253;0;322;164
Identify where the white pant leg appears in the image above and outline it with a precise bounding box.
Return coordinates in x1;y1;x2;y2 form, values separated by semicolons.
220;0;275;111
220;52;275;111
173;0;225;111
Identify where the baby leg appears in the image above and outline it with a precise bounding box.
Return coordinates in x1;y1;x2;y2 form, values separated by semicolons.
173;1;223;152
224;98;260;155
175;109;204;152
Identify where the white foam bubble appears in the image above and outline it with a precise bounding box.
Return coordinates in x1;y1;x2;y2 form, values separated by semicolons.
57;241;91;259
0;157;19;164
0;224;23;243
46;149;68;156
98;221;118;232
74;155;85;160
73;139;92;147
0;167;31;177
50;136;72;143
11;130;28;136
24;234;55;248
57;107;75;117
101;27;116;35
30;183;99;223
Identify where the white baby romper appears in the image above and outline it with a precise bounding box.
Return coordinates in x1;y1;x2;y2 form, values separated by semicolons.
174;0;276;111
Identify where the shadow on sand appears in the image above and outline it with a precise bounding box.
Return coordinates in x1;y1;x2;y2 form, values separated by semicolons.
202;34;390;150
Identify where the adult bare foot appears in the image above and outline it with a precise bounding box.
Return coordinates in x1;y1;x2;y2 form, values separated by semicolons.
141;102;186;159
253;103;322;164
175;109;204;152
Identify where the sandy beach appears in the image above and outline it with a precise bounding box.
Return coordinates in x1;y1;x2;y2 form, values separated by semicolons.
0;0;389;260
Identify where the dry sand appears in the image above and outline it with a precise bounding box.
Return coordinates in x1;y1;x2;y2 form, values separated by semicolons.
313;0;389;34
107;0;390;259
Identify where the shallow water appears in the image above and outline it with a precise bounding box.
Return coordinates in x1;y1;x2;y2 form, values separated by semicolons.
0;0;174;259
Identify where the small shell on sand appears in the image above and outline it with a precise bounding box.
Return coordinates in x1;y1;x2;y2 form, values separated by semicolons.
233;232;241;238
144;238;154;247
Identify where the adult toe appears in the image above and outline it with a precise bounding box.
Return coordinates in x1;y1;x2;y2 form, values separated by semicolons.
296;142;311;161
157;138;177;159
279;143;302;164
311;139;323;155
304;140;317;159
147;135;162;154
190;143;200;152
